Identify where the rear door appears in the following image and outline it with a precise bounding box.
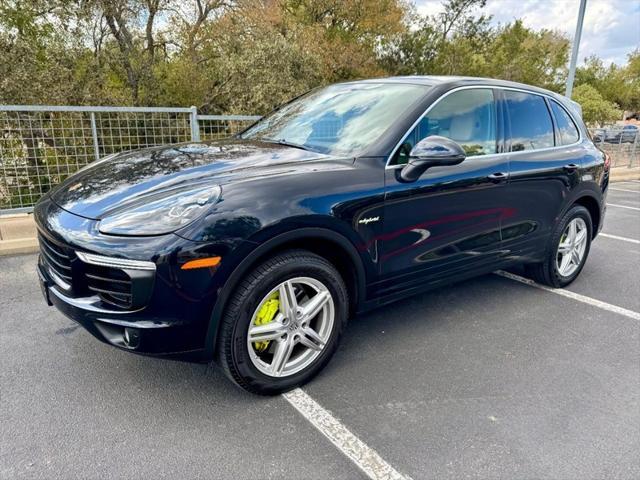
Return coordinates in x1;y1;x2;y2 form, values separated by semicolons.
500;89;584;262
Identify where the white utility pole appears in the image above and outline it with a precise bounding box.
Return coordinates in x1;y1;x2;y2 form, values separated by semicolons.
565;0;588;98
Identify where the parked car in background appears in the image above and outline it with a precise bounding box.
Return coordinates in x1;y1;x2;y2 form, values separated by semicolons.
591;128;606;143
621;124;638;143
605;128;622;143
595;124;639;144
34;76;609;394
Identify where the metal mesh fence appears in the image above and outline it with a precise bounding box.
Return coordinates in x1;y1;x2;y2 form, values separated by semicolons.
0;106;259;212
3;104;637;213
1;109;94;210
589;127;639;169
198;115;260;141
93;111;193;157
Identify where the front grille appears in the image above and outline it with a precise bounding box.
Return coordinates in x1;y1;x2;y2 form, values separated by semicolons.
84;264;133;309
38;233;151;311
38;233;73;289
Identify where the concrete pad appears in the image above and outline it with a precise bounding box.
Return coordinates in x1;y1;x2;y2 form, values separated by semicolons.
0;237;39;256
610;167;640;182
0;214;38;256
0;214;36;240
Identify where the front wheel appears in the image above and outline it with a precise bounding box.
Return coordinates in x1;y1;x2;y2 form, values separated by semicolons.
525;205;592;288
216;250;348;395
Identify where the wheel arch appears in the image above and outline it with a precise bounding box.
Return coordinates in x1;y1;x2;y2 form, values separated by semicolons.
204;227;368;360
572;193;602;239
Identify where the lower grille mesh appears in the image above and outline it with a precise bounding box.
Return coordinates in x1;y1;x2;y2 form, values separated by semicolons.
84;264;133;309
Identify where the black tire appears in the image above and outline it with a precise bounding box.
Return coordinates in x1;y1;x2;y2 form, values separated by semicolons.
525;205;592;288
216;249;348;395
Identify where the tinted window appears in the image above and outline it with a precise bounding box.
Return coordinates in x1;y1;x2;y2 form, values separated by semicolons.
241;83;428;156
550;100;580;145
505;91;554;151
393;89;497;164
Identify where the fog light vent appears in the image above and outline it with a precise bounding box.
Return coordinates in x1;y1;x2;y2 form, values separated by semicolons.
123;327;140;349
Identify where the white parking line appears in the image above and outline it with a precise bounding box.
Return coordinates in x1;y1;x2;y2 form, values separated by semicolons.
495;270;640;321
609;187;640;193
600;233;640;244
283;388;412;480
607;203;640;211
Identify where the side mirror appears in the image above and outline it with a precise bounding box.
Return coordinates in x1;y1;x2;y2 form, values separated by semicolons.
399;135;466;182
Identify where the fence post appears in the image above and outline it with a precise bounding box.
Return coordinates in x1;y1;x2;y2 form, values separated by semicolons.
90;112;100;161
190;106;200;142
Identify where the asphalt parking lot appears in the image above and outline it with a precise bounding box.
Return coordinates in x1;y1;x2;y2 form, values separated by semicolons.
1;183;639;480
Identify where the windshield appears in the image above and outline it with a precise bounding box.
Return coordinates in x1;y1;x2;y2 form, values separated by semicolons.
240;83;429;156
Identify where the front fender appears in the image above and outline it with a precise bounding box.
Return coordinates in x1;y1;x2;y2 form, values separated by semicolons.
202;226;371;360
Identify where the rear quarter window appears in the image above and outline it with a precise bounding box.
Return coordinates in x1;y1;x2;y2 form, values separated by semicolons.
550;100;580;145
504;91;554;151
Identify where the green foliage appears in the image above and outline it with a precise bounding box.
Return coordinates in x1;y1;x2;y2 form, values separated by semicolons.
0;0;636;114
485;21;569;91
572;84;621;126
575;51;640;113
380;14;569;92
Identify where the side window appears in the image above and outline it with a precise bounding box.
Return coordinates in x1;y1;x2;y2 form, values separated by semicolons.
394;89;497;165
504;91;554;151
550;100;580;145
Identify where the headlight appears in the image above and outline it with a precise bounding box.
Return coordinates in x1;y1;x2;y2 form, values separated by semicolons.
99;184;221;236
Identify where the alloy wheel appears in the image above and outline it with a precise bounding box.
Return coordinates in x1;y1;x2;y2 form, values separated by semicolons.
556;217;588;277
246;277;335;378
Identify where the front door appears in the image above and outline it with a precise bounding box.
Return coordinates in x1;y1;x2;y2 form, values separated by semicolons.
376;88;510;300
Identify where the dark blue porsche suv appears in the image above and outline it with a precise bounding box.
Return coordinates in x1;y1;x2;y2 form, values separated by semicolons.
35;76;609;394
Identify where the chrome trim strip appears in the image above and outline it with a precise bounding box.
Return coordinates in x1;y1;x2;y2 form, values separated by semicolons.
75;251;156;271
49;287;145;315
48;267;71;290
385;84;584;169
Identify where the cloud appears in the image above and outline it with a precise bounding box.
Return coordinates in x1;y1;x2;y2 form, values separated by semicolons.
414;0;640;65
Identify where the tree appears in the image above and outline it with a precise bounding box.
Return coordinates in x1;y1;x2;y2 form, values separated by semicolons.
572;84;621;126
379;0;492;76
0;0;91;104
576;51;640;114
483;21;569;92
0;0;636;114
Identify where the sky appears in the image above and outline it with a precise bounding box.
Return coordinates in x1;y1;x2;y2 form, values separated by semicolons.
414;0;640;66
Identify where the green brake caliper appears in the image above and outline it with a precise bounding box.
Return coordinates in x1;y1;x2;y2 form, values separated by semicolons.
253;292;280;353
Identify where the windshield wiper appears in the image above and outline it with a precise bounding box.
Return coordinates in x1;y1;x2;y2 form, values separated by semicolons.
262;138;311;152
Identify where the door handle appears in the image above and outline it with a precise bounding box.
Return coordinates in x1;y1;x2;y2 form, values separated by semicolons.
563;163;579;172
487;172;508;183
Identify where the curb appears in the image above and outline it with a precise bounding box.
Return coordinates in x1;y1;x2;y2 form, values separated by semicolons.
610;167;640;182
0;238;39;256
610;173;640;182
0;214;38;256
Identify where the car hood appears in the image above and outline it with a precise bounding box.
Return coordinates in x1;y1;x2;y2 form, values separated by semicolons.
50;139;333;219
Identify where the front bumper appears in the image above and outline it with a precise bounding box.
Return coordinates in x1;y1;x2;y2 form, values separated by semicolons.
34;196;229;360
38;261;204;358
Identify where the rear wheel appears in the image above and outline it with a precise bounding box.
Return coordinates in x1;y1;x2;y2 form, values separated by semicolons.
525;205;592;287
217;250;348;395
